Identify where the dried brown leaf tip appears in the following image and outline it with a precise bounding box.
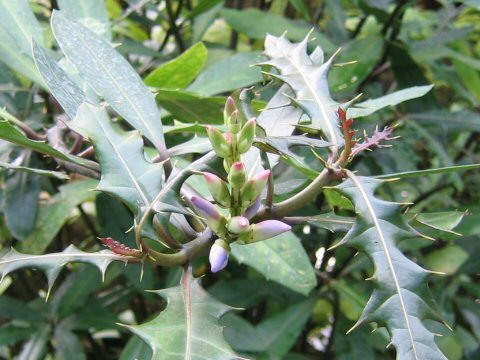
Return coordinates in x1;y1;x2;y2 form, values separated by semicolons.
99;237;143;258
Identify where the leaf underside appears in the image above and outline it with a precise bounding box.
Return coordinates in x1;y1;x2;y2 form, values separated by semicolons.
130;269;239;360
333;175;447;360
260;33;343;147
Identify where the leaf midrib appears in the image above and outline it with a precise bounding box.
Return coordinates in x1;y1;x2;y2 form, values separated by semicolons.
276;41;338;147
348;172;418;360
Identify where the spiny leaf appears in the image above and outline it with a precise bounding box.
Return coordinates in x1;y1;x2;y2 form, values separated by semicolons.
51;11;167;156
0;245;136;295
260;33;343;147
70;103;164;212
332;173;447;360
129;269;239;360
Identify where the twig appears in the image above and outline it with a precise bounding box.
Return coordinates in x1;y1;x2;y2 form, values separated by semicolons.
165;0;185;52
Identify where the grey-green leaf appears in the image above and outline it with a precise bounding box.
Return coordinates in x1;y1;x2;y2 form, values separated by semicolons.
129;269;238;360
70;103;163;211
51;11;167;155
333;174;447;360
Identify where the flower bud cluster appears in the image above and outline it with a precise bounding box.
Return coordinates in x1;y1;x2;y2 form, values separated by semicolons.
194;97;292;273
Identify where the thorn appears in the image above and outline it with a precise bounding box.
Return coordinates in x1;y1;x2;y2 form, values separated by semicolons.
386;341;393;349
425;269;446;276
346;320;362;334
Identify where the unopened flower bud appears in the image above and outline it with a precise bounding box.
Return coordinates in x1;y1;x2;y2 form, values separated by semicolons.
209;239;230;273
227;216;250;234
224;97;237;125
243;196;261;219
241;170;270;207
207;126;230;158
204;172;231;208
237;118;256;154
228;162;247;188
191;196;226;234
250;220;291;242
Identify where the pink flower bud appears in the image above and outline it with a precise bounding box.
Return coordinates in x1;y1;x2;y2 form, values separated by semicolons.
227;216;250;234
228;162;247;188
191;196;225;234
209;239;230;273
251;220;291;242
204;172;230;208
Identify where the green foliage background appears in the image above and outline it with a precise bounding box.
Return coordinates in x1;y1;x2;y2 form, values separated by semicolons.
0;0;479;359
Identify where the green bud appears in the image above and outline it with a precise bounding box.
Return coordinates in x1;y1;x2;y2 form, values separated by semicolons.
228;162;247;188
241;170;270;207
237;118;256;154
207;126;230;158
224;96;237;125
204;172;231;208
227;216;250;235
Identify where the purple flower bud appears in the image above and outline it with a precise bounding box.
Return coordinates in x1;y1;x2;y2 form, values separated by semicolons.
243;196;261;219
251;220;291;242
191;196;225;234
227;216;250;234
224;96;237;120
209;239;230;273
204;172;231;208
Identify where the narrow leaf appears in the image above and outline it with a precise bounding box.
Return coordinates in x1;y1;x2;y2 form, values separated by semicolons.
376;163;480;179
51;11;167;155
0;161;69;179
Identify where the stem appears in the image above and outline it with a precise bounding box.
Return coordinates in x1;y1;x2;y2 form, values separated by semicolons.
165;0;185;52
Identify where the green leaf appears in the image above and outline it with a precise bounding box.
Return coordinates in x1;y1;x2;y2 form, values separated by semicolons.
17;179;98;255
330;36;384;94
4;157;40;240
0;325;39;346
295;212;354;232
156;90;225;124
0;0;44;53
408;110;480;132
425;246;468;275
333;174;447;360
0;118;99;171
32;41;86;120
224;298;315;357
51;11;167;155
0;26;45;86
0;160;69;179
188;52;264;96
348;85;434;118
335;316;375;360
375;163;480;179
0;245;136;294
0;295;45;322
54;324;86;360
70;103;163;211
120;336;153;360
288;0;311;20
57;0;111;40
412;211;465;236
146;43;208;89
260;34;343;147
220;8;335;53
188;0;224;18
231;232;316;296
168;136;212;156
17;324;50;360
129;269;237;360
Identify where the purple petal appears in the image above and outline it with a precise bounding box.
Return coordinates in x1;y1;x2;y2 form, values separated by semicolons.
251;220;291;242
209;243;229;273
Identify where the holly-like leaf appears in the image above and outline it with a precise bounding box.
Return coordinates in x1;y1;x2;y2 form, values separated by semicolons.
129;269;238;360
70;103;163;212
332;173;447;360
0;245;137;295
260;33;343;147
